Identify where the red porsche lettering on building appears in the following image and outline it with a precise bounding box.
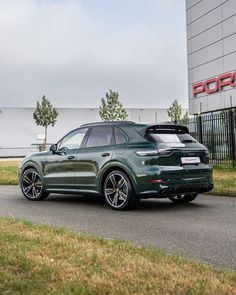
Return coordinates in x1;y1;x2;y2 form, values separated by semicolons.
192;71;236;96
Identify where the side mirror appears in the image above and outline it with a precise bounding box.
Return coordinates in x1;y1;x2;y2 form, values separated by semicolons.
50;144;57;153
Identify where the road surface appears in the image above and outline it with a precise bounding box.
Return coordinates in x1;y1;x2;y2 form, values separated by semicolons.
0;186;235;269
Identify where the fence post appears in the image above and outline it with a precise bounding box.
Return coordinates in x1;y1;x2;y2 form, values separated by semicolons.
228;109;236;167
197;115;203;144
211;112;215;160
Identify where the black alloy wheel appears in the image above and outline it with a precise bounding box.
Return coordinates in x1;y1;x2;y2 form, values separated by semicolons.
21;168;49;201
103;170;139;210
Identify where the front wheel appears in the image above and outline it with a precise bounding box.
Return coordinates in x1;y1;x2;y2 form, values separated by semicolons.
103;170;139;210
169;193;198;204
21;168;49;201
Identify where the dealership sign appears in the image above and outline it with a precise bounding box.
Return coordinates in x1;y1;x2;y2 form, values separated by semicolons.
192;71;236;96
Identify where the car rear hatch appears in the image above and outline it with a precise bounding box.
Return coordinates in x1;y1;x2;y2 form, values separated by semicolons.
138;124;211;177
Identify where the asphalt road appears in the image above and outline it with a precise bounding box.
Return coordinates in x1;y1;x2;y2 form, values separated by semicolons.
0;186;235;269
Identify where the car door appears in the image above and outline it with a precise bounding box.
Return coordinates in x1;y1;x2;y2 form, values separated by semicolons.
43;128;88;191
76;126;115;193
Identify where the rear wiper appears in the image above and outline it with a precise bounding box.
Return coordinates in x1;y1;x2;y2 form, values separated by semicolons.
181;140;196;143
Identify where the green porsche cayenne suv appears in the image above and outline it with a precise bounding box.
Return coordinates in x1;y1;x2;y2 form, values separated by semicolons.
19;121;213;210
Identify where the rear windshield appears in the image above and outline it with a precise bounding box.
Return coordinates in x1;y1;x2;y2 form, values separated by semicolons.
146;131;197;143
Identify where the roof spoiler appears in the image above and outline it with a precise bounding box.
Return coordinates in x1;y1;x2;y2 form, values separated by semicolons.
138;124;189;137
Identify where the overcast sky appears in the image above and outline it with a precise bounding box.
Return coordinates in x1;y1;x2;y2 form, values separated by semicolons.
0;0;188;108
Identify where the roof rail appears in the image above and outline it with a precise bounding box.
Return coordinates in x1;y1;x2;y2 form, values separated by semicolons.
80;121;135;127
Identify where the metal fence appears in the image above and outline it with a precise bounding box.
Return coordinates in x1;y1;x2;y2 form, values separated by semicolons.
188;108;236;167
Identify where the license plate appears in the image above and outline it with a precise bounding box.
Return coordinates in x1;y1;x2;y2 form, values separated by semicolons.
181;157;200;164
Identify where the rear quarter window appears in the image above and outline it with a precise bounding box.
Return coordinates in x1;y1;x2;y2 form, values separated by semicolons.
114;127;128;144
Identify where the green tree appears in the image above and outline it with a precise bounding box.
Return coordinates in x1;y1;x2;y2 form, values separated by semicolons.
33;96;58;149
167;99;182;124
180;111;189;125
167;99;189;125
99;90;128;121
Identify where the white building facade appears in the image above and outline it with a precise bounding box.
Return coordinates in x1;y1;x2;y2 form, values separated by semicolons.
186;0;236;114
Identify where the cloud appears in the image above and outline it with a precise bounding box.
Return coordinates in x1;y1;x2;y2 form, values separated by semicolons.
0;0;188;108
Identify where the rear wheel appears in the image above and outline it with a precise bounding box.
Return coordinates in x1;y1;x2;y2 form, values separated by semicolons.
21;168;49;201
103;170;139;210
169;193;198;204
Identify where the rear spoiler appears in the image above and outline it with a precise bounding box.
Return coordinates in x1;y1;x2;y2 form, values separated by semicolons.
138;124;189;137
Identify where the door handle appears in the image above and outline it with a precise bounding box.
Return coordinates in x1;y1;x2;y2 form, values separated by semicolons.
101;153;110;157
67;155;75;160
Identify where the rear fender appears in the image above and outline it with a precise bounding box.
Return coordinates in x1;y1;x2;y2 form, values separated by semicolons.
99;161;138;195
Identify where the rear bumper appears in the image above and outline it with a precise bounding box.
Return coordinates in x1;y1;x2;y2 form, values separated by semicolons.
134;165;213;198
137;179;213;198
158;181;214;198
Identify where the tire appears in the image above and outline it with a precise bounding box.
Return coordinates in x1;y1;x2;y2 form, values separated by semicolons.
169;193;198;204
20;168;49;201
103;170;139;210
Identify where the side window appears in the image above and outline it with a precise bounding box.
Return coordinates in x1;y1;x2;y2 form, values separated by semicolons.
114;127;128;144
58;128;88;150
86;126;113;148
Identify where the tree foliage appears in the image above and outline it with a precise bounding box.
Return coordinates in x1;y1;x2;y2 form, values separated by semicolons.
180;111;189;125
99;90;128;121
167;99;189;125
33;96;58;149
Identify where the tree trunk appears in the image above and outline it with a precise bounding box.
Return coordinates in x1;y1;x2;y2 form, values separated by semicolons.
44;126;47;150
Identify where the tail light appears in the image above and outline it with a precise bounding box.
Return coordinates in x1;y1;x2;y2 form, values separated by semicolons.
158;148;172;155
136;150;158;156
136;149;173;157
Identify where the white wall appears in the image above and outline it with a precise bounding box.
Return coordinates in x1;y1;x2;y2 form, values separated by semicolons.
186;0;236;114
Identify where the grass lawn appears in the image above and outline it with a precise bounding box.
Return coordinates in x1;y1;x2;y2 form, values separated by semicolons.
0;160;236;197
209;165;236;197
0;160;19;185
0;217;235;295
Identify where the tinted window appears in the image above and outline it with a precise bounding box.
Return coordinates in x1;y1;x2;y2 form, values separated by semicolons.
146;131;197;143
59;128;88;150
86;126;113;148
114;127;128;144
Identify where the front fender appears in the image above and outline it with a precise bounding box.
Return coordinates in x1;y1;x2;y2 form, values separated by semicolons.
20;160;44;183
